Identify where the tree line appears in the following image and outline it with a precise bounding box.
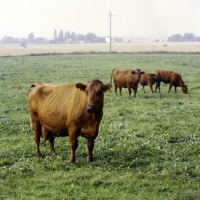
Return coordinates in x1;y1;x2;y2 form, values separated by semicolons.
1;31;199;44
167;33;200;42
0;30;108;45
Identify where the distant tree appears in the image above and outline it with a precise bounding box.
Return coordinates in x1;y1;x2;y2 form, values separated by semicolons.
85;33;97;43
54;30;57;40
0;36;20;43
65;31;71;39
167;33;200;42
71;32;76;39
167;34;182;42
183;33;195;42
27;33;35;43
58;30;64;42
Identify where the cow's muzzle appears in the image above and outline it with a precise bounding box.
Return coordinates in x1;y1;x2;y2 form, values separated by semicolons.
86;106;96;113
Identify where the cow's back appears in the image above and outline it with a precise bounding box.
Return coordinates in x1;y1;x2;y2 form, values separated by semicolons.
112;69;128;86
28;84;78;132
156;69;174;83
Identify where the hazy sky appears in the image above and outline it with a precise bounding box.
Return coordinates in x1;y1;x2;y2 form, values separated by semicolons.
1;0;200;40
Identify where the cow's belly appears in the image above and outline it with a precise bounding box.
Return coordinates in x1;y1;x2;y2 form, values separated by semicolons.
43;124;68;137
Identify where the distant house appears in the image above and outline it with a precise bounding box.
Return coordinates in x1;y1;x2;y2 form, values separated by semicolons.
106;37;115;43
106;37;123;43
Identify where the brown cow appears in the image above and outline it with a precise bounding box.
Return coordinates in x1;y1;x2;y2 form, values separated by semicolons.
110;68;144;98
139;72;158;93
155;69;188;94
28;79;112;163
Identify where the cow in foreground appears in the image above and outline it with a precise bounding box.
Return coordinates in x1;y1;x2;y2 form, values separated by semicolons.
155;69;188;94
139;72;158;93
28;79;112;163
110;68;144;98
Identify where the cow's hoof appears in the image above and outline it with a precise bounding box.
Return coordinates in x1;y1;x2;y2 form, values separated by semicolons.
50;151;56;156
87;156;94;162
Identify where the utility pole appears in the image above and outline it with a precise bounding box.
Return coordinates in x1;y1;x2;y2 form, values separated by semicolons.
110;11;112;53
109;11;116;53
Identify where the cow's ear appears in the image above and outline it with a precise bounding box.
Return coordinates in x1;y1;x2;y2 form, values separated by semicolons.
75;83;87;91
131;70;136;74
103;83;112;92
141;71;145;74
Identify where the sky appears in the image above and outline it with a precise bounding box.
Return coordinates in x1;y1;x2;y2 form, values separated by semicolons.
1;0;200;41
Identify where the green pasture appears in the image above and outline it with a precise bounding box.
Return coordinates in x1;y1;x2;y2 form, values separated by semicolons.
0;53;200;199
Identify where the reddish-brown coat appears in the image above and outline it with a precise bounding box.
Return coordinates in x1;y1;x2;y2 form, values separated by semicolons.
28;80;112;163
155;69;188;94
110;68;144;98
139;72;158;93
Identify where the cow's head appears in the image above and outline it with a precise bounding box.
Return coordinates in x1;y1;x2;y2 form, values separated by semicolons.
181;85;188;94
131;69;145;80
76;79;112;113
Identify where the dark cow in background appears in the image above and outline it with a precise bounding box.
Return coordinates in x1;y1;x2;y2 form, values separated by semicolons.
155;69;188;94
139;72;158;93
28;79;112;163
110;68;144;98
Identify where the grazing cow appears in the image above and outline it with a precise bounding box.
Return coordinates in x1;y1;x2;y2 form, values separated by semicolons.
139;72;158;93
28;80;112;163
110;68;144;98
155;69;188;94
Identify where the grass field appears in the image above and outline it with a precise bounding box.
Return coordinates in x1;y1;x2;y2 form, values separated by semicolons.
1;42;200;57
0;53;200;199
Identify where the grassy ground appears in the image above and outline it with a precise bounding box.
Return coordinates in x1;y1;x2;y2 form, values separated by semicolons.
0;53;200;199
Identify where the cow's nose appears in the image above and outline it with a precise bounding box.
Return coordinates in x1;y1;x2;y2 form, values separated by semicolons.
86;106;96;113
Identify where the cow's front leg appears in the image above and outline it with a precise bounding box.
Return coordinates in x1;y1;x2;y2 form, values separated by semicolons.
134;89;137;98
87;138;94;162
69;131;78;163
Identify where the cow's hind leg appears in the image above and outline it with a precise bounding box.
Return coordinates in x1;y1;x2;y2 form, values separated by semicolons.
128;87;131;96
87;138;94;162
168;84;173;93
114;84;117;96
32;119;42;157
155;82;160;93
149;84;154;93
42;126;56;156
